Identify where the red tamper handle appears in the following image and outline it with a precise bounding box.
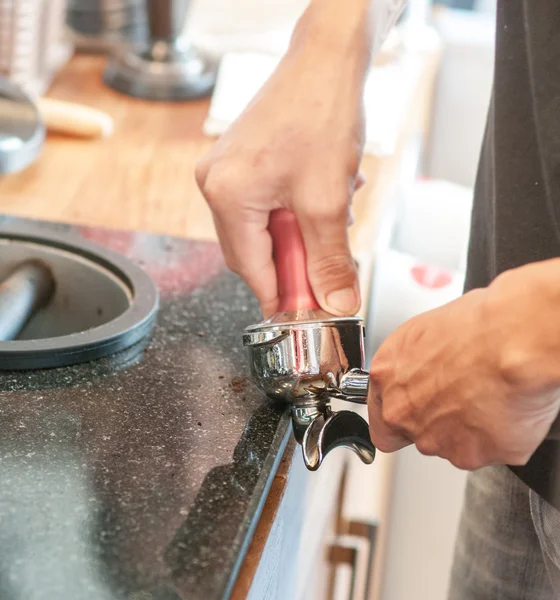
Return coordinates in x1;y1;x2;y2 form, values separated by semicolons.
268;209;320;312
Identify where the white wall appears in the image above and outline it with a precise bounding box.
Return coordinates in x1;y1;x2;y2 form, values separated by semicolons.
187;0;309;35
424;9;495;188
475;0;497;15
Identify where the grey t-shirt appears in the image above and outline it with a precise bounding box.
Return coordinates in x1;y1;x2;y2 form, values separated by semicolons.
466;1;560;508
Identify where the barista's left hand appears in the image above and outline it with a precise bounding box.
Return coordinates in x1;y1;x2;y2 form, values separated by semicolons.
367;262;560;470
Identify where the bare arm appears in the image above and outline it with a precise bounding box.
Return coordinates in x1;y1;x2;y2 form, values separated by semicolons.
196;0;406;317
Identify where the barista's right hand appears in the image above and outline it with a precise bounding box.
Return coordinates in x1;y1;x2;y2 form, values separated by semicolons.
195;37;367;318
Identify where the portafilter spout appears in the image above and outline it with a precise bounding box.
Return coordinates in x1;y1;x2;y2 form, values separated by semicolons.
243;209;375;470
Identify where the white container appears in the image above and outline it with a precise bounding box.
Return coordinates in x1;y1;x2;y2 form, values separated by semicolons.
369;248;465;351
393;178;473;272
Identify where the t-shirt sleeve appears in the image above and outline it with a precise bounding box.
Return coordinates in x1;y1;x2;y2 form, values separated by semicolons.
371;0;408;57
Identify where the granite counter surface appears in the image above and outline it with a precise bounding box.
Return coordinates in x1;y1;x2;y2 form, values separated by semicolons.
0;216;291;600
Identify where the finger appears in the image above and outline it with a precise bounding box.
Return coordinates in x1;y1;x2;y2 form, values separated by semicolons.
212;209;278;318
367;388;413;453
294;179;360;316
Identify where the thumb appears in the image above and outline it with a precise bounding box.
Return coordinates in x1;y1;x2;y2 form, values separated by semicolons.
294;188;360;316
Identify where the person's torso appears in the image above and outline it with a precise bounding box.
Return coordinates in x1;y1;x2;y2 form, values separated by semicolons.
467;0;560;507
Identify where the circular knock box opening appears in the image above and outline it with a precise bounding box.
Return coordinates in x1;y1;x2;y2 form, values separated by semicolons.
0;227;159;370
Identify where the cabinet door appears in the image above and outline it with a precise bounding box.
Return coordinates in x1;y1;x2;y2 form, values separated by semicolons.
246;447;346;600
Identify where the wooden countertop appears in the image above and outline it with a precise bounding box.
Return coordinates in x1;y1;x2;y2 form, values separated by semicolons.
0;55;377;246
0;56;216;241
0;50;439;317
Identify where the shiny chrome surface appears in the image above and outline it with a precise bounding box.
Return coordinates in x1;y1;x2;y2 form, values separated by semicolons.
244;317;368;403
291;403;375;470
103;0;216;100
339;369;370;399
244;315;375;469
0;78;45;174
302;408;375;471
0;260;55;341
66;0;148;51
245;209;375;470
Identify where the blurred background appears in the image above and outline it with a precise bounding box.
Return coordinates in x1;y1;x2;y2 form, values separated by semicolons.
0;1;497;599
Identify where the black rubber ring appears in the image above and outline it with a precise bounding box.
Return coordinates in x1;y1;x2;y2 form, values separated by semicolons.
0;225;159;370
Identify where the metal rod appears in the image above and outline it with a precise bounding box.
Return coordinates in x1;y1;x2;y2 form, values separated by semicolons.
0;260;55;341
146;0;190;40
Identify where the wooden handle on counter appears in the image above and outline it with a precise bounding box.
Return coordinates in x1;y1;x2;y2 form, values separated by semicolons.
37;98;114;139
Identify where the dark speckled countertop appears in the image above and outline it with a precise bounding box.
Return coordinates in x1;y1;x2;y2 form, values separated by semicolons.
0;216;292;600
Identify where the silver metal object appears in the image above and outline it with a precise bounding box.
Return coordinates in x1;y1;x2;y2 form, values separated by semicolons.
103;0;217;100
0;77;45;174
0;261;55;341
0;226;159;370
66;0;148;53
244;313;375;470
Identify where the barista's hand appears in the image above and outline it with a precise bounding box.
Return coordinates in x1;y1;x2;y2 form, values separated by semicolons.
196;40;367;318
367;262;560;470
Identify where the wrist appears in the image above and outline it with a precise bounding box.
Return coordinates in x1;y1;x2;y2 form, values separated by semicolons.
288;0;373;76
487;261;560;393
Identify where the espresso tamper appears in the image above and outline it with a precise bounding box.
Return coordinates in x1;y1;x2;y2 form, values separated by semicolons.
103;0;217;100
243;209;375;470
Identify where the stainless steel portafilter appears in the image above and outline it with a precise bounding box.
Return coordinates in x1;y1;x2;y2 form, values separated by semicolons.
243;209;375;470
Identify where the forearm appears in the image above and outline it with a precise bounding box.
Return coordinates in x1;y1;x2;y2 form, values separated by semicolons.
291;0;407;71
197;2;404;318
